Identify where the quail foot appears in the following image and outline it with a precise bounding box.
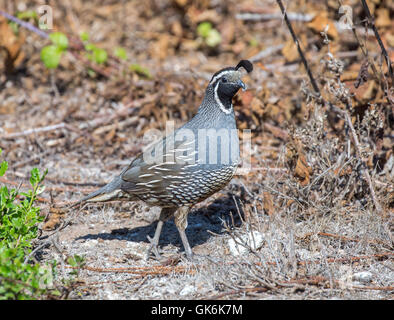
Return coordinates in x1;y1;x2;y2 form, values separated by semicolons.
73;60;253;260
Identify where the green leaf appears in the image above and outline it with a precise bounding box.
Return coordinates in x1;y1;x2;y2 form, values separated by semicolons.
40;169;48;184
49;32;68;50
92;48;108;64
8;22;19;35
67;256;77;267
114;47;127;60
16;10;38;20
205;29;221;47
80;31;89;42
249;38;258;47
30;168;40;187
40;45;63;69
129;64;151;78
197;22;212;38
84;43;96;51
0;162;7;177
87;69;96;77
36;185;46;195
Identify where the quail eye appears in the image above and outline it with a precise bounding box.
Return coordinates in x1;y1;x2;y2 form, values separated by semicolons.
221;77;228;83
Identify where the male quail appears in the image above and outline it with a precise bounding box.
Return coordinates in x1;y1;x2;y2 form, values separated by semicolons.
74;60;253;259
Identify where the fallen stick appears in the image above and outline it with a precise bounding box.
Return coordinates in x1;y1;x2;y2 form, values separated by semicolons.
1;96;155;141
210;275;393;299
235;12;314;22
1;122;79;140
0;176;95;195
12;150;53;169
64;264;197;277
300;231;390;247
63;252;393;275
248;44;284;63
78;94;157;131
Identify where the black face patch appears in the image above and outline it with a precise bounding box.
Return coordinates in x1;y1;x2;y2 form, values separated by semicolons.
215;80;241;111
218;81;240;98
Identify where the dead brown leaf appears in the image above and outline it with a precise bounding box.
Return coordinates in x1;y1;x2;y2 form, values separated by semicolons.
375;8;391;28
263;191;275;215
0;16;25;74
43;208;66;231
307;12;338;39
281;33;307;62
287;138;313;186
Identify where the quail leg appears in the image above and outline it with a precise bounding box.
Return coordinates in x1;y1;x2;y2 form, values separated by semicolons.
146;220;164;260
174;207;194;259
178;229;193;259
145;207;176;260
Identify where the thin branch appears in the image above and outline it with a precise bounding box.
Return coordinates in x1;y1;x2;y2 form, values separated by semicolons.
0;10;49;39
209;274;394;299
235;12;314;22
299;231;390;247
63;263;199;277
1;122;79;140
360;0;393;81
248;44;284;63
333;105;383;214
78;94;157;131
275;0;321;96
337;0;392;105
0;176;96;197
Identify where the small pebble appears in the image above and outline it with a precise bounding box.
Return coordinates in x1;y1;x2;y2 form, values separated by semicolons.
227;231;263;256
353;271;373;283
180;285;196;296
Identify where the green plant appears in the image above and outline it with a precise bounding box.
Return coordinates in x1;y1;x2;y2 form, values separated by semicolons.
129;63;151;78
79;31;89;42
66;254;85;277
40;32;69;69
249;37;259;47
197;22;221;47
114;47;127;60
80;32;108;65
8;10;38;34
0;149;56;299
16;10;38;21
85;43;108;64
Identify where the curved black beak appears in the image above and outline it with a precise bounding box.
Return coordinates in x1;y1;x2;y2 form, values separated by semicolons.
238;80;246;91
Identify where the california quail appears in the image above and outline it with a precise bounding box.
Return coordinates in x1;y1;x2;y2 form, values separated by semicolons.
74;60;253;259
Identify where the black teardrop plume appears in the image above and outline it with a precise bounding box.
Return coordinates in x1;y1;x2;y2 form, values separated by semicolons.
235;60;253;73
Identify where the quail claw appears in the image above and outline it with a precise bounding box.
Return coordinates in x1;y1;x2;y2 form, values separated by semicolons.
145;235;162;260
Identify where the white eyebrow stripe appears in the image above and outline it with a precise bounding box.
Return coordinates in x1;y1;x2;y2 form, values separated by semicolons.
209;70;233;85
214;81;232;114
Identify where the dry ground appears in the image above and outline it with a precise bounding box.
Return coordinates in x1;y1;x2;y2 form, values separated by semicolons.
0;0;393;299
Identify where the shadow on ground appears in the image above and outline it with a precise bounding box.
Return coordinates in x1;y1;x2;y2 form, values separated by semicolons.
76;194;244;250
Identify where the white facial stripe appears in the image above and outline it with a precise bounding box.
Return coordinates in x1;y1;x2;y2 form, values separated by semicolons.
209;70;233;86
214;81;232;114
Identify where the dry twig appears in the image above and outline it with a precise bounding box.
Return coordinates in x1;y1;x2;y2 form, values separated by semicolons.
360;0;393;82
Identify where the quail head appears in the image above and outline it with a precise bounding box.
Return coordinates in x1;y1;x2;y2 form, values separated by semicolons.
74;60;253;260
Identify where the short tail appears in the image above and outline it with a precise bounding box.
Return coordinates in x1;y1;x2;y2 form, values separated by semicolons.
69;176;123;208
